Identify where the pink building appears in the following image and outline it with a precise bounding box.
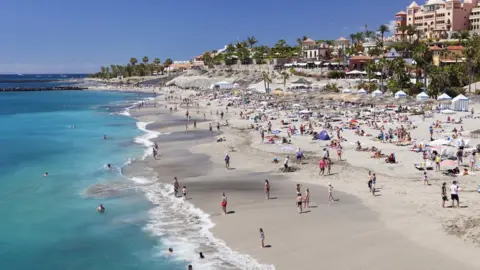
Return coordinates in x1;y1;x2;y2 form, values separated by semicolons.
399;0;478;39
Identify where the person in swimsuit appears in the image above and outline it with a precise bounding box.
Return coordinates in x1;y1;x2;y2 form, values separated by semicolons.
371;173;377;196
296;193;303;214
182;186;187;199
304;188;310;208
367;171;372;192
221;193;227;215
264;180;270;200
259;228;265;248
423;172;429;186
296;184;301;194
199;252;204;259
173;177;180;197
441;182;448;208
96;204;105;213
224;154;230;169
328;183;335;202
319;158;325;175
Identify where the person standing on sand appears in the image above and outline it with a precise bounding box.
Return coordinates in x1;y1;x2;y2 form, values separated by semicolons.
283;156;290;172
328;183;335;202
450;181;460;208
203;113;206;121
209;123;213;132
470;152;476;171
457;148;463;166
423;172;429;186
259;228;265;248
304;188;310;208
337;145;342;161
224;153;230;169
296;193;303;214
173;177;180;197
325;158;331;175
264;180;270;199
441;182;448;208
319;158;325;176
221;193;228;215
260;129;265;143
193;120;197;129
435;154;441;171
217;122;220;131
296;183;301;194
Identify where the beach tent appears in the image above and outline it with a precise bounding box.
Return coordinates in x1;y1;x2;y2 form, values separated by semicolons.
437;93;452;101
211;81;234;89
416;92;429;101
315;130;331;140
452;94;469;111
394;90;408;99
371;89;382;97
342;88;352;93
357;89;367;95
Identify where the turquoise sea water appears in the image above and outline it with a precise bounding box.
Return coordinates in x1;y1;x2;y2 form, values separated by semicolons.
0;91;184;270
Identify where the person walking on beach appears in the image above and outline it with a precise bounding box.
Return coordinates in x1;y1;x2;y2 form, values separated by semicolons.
296;193;303;214
371;173;377;196
224;153;230;169
450;181;460;208
325;158;331;175
319;158;325;176
470;152;476;171
337;145;342;161
193;120;197;130
260;129;265;143
217;122;220;131
367;171;372;192
304;188;310;208
423;172;429;186
435;154;441;171
296;184;301;194
441;182;448;208
153;147;157;159
283;156;290;172
457;148;463;166
264;180;270;199
328;183;335;202
259;228;265;248
209;123;213;132
221;193;228;215
182;186;187;199
173;177;180;197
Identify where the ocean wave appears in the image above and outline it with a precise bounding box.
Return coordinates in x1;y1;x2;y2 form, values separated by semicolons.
134;121;160;159
140;182;275;270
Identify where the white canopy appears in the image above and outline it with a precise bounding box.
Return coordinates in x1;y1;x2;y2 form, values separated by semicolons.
416;92;429;101
394;90;407;99
284;63;293;67
211;81;234;89
371;89;382;97
357;89;367;94
342;88;352;93
437;93;452;100
297;63;307;66
452;94;469;111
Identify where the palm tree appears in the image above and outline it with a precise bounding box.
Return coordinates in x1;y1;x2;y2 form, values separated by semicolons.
464;37;479;93
406;25;416;44
377;58;388;91
281;71;290;91
378;24;390;47
349;33;357;45
247;36;258;49
130;57;138;66
398;25;408;41
142;56;149;64
262;71;272;93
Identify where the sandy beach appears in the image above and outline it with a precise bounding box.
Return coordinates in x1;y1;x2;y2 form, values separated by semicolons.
116;83;480;270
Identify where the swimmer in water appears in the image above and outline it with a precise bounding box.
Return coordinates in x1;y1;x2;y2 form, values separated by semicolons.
43;172;48;177
96;204;105;213
167;248;173;254
107;164;111;169
104;135;107;140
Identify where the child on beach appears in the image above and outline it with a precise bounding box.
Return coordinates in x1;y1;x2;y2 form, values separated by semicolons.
182;186;187;199
337;146;342;161
296;193;303;214
264;180;270;200
367;171;372;192
296;184;301;194
371;173;377;195
423;172;429;186
259;228;265;248
221;193;227;215
441;182;448;208
304;188;310;208
325;158;331;175
435;155;441;171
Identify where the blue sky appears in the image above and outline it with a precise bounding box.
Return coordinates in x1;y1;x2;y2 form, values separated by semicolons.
0;0;413;73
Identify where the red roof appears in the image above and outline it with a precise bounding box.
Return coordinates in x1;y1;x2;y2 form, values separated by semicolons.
429;46;441;51
447;45;464;51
